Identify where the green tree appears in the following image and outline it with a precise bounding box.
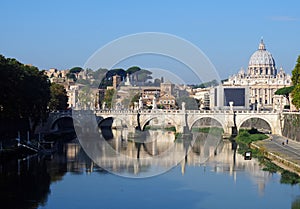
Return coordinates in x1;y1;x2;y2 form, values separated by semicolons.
69;67;83;74
0;55;51;133
130;93;140;108
103;89;115;109
135;69;152;82
99;68;126;88
126;66;141;75
275;86;294;106
192;79;219;88
292;56;300;86
291;196;300;209
292;56;300;109
48;83;68;111
292;85;300;109
176;96;199;110
93;68;108;80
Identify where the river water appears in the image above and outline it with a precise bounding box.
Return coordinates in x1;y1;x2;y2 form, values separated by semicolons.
0;129;299;209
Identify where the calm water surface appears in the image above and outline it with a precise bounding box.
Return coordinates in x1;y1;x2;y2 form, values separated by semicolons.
1;130;300;209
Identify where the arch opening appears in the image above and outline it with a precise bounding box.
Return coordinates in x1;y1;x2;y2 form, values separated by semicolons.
98;117;128;140
51;116;74;131
142;116;177;132
239;117;272;134
190;117;224;135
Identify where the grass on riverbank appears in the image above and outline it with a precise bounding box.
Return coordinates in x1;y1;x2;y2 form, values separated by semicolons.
235;129;300;185
235;129;268;159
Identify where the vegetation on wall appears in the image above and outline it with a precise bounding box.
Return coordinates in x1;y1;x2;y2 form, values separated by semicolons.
292;55;300;109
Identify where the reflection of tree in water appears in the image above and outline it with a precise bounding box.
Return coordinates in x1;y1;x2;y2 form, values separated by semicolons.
292;196;300;209
0;141;107;209
0;157;51;209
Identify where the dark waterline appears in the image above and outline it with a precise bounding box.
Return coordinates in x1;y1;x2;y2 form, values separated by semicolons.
0;131;300;209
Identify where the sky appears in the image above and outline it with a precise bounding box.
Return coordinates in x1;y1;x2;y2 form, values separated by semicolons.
1;0;300;82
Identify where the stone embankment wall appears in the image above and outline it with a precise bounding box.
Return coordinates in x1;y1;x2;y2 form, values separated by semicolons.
282;114;300;142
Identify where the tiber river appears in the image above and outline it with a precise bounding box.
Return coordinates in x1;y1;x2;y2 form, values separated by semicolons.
0;129;300;209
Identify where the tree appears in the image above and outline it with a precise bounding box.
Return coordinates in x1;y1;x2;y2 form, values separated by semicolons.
275;86;294;106
99;68;126;88
126;66;141;75
69;67;83;74
0;55;51;133
292;55;300;109
93;68;108;80
48;83;68;111
292;56;300;86
133;69;152;83
130;93;141;108
292;85;300;109
66;72;77;81
176;96;199;110
103;89;115;109
192;79;219;88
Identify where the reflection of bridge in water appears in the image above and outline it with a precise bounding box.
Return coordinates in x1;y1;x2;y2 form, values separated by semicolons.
64;133;271;195
74;126;223;177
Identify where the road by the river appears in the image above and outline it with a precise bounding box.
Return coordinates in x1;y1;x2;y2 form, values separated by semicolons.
255;135;300;166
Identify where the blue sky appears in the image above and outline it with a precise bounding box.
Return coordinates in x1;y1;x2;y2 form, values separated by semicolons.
1;0;300;81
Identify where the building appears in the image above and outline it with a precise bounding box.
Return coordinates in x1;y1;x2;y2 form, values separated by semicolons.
160;81;175;96
190;87;211;109
223;39;292;110
212;85;249;110
158;94;176;109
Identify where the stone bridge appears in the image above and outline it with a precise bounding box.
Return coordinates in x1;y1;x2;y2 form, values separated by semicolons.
42;109;284;136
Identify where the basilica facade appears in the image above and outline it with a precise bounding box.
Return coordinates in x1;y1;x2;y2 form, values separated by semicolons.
223;39;292;110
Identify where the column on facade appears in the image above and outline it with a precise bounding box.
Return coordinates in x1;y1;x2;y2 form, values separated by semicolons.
268;88;271;105
259;88;262;104
262;88;265;106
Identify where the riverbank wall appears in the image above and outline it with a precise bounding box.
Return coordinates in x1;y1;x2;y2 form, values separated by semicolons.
251;142;300;176
282;113;300;142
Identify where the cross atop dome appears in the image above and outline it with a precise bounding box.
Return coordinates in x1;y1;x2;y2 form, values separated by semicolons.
258;38;266;50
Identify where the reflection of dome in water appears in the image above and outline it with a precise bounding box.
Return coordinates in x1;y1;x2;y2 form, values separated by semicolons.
247;39;277;76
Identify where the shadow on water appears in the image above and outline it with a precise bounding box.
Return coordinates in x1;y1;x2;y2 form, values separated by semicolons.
0;140;106;209
0;156;51;209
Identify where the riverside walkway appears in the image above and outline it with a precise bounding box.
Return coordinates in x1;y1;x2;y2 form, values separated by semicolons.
252;135;300;175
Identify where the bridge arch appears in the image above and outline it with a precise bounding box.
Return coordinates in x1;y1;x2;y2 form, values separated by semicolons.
237;116;272;133
98;116;128;129
51;115;75;131
140;116;179;131
189;116;226;133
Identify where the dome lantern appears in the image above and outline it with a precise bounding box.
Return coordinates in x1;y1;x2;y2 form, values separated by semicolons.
247;39;276;77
